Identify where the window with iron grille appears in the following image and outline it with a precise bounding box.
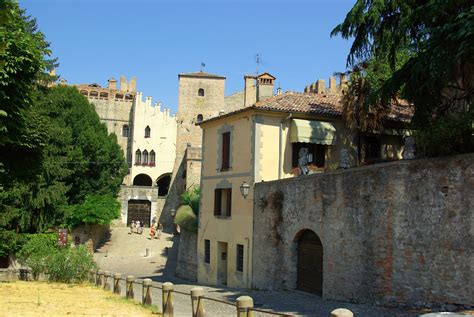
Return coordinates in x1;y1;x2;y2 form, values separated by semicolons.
236;244;244;272
204;239;210;264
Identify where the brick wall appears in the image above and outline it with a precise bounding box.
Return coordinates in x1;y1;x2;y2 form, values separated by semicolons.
252;154;473;308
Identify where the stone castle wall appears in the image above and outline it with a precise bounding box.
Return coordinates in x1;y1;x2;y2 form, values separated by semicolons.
175;230;198;281
252;154;473;308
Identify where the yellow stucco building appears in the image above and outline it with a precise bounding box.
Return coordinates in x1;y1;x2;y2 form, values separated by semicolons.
197;86;411;288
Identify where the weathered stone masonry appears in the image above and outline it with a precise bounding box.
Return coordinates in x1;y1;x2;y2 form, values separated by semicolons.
252;153;473;308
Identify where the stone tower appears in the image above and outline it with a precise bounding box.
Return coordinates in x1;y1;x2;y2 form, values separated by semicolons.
159;71;226;229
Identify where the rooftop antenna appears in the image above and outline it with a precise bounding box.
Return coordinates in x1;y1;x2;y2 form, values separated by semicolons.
255;54;261;75
200;62;206;72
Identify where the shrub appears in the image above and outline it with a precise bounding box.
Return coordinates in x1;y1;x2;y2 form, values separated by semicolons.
17;234;56;279
17;233;96;282
174;205;198;233
47;246;96;283
180;187;200;215
65;194;121;228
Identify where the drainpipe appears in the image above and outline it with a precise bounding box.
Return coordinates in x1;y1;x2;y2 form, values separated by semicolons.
245;237;250;288
278;113;293;179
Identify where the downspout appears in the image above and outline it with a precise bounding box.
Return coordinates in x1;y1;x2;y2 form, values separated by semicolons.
278;113;293;179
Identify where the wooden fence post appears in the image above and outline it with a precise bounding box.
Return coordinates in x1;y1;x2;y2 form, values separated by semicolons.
126;275;135;299
96;270;103;287
191;287;205;317
103;271;110;290
113;273;121;295
142;278;152;305
162;282;174;317
330;308;353;317
236;296;253;317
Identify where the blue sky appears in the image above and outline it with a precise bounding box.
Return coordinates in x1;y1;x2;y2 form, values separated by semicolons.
21;0;355;113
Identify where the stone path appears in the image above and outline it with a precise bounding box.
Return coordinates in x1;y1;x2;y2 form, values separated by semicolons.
95;227;422;317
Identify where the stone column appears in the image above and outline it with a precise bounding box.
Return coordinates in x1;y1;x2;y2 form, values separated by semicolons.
142;278;152;305
331;308;353;317
162;282;174;317
236;296;253;317
191;287;205;317
126;275;135;299
113;273;121;294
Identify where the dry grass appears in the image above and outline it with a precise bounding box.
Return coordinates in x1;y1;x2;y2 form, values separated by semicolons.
0;281;160;316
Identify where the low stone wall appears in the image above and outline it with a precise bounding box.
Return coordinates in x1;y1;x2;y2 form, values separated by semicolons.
72;224;110;250
252;154;473;308
175;230;197;281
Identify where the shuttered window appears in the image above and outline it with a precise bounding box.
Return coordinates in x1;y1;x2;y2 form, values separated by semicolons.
214;188;232;217
221;132;230;170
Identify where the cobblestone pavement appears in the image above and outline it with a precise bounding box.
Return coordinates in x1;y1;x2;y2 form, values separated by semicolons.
95;227;422;317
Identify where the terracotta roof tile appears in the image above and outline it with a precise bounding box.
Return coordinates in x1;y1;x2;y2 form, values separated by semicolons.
200;92;413;124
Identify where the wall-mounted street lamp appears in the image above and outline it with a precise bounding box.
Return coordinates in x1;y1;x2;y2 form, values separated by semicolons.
240;181;251;199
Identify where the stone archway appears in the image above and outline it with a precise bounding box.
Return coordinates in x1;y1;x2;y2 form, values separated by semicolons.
296;229;323;296
133;174;153;186
156;173;171;196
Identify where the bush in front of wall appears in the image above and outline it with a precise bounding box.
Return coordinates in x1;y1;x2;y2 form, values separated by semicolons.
47;245;96;283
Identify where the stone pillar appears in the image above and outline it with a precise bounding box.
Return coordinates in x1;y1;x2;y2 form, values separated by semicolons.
162;282;174;317
191;287;205;317
126;275;135;299
89;269;96;284
113;273;122;295
236;296;253;317
331;308;353;317
96;270;103;287
103;271;111;290
142;278;152;305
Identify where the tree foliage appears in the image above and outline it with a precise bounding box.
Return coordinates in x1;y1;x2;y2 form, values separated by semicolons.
332;0;474;156
180;187;200;215
65;194;121;228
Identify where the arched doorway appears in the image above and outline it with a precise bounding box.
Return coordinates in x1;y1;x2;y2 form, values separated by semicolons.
133;174;152;186
156;174;171;196
296;230;323;295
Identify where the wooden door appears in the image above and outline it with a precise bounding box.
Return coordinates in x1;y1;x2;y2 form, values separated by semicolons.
127;200;151;227
297;230;323;295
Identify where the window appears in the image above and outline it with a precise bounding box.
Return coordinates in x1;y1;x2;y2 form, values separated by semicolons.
142;150;148;165
149;150;155;166
198;88;205;97
135;149;141;165
292;143;325;168
214;188;232;217
79;90;88;96
115;93;124;99
204;240;210;263
221;132;230;171
197;114;203;123
145;126;151;138
89;91;98;97
365;136;381;161
122;125;129;137
99;92;108;99
236;244;244;272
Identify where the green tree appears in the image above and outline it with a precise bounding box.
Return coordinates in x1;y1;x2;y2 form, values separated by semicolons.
332;0;474;156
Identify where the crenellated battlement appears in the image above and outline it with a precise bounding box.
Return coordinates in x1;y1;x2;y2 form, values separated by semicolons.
74;75;137;102
134;92;175;118
304;73;348;95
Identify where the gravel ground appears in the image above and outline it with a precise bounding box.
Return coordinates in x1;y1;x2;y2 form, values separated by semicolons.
93;227;425;317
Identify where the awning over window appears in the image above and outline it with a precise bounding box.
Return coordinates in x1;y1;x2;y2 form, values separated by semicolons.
290;119;336;145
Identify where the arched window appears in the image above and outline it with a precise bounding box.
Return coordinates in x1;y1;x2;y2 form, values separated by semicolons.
142;150;149;165
99;92;108;99
197;114;203;123
135;149;141;165
145;126;151;138
198;88;205;97
122;125;129;137
79;90;88;96
115;93;124;100
149;150;156;166
89;91;98;97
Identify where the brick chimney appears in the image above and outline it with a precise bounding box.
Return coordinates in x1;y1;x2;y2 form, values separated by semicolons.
257;73;276;102
244;75;256;107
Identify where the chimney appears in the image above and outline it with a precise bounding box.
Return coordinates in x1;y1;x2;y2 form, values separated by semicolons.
276;86;282;95
256;73;275;102
329;76;337;93
120;75;128;92
339;73;348;92
244;75;256;107
316;79;326;94
129;76;137;92
108;78;117;90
